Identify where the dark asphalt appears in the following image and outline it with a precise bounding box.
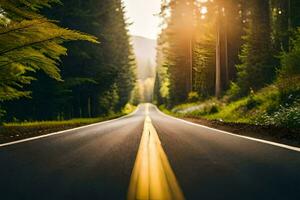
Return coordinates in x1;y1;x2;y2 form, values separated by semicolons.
0;107;145;200
0;104;300;200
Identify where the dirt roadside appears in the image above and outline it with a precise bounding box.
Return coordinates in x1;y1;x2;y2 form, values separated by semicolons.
182;117;300;148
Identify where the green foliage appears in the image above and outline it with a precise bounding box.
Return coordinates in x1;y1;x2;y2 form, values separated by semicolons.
172;99;220;116
256;101;300;129
122;103;136;115
270;0;290;52
0;0;61;20
193;31;216;98
227;82;242;100
158;0;300;131
0;0;97;102
157;0;196;105
159;104;175;116
97;85;120;115
1;0;136;121
130;84;141;105
207;86;281;123
1;113;125;140
236;0;276;96
48;0;136;116
0;106;5;123
171;85;300;128
0;114;123;142
4;118;103;127
188;92;200;102
190;103;219;116
245;89;260;110
277;28;300;95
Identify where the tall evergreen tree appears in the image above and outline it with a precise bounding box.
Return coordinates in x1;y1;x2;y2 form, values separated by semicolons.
0;0;97;120
2;0;135;121
0;0;97;101
235;0;275;95
163;0;196;105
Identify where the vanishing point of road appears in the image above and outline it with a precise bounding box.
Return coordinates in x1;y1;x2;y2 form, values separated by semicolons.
0;104;300;200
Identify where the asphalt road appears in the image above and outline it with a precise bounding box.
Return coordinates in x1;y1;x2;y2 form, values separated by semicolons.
0;104;300;200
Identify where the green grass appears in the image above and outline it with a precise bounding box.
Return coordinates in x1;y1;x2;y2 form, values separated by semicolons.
171;102;201;111
122;103;137;115
4;117;110;127
0;104;138;143
204;98;251;123
3;103;137;128
159;105;182;117
167;85;300;128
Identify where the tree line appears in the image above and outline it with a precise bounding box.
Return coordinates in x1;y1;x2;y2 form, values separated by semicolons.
155;0;300;106
0;0;135;121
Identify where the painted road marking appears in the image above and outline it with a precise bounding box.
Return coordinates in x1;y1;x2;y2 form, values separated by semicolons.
127;104;185;200
155;106;300;153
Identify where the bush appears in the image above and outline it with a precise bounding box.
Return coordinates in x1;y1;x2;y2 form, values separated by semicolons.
245;89;260;110
208;104;219;114
191;103;220;116
188;92;200;102
122;104;136;114
256;102;300;129
227;82;243;100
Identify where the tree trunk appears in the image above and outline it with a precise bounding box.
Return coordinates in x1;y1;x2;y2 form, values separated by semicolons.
215;9;222;98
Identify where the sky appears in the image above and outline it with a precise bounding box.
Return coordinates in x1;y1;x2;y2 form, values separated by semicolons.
123;0;161;40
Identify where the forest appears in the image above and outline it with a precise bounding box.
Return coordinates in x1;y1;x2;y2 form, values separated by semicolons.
0;0;135;123
0;0;299;131
155;0;300;129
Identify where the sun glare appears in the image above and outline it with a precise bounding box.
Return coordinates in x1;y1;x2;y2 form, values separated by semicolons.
200;6;208;15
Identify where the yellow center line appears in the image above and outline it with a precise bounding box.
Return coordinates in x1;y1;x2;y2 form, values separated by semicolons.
127;104;185;200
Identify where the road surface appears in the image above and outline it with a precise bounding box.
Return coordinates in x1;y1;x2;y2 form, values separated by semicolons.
0;104;300;200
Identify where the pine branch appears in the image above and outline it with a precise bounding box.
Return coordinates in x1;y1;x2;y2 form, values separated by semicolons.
0;19;49;36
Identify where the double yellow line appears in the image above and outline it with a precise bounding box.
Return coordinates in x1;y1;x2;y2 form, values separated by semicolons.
127;104;185;200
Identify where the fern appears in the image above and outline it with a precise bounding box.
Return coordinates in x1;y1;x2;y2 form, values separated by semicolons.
0;0;98;101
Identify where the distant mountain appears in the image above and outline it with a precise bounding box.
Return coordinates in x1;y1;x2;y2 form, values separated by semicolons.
131;35;157;80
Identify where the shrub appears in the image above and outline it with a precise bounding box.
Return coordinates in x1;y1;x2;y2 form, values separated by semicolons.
188;92;200;102
227;82;243;100
208;104;219;114
196;103;220;115
245;89;260;110
256;101;300;129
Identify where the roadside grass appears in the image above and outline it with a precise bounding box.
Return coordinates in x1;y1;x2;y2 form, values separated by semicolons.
171;102;201;112
4;118;105;127
0;104;137;144
203;98;252;123
166;85;300;129
3;103;137;128
159;105;183;118
158;86;300;146
123;103;137;115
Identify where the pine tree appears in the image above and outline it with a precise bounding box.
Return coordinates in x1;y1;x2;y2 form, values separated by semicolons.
164;0;196;105
235;0;275;96
156;0;244;104
3;0;136;120
277;28;300;95
270;0;290;52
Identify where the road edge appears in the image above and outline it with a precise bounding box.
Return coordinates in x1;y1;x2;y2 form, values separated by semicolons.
155;106;300;153
0;106;140;148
